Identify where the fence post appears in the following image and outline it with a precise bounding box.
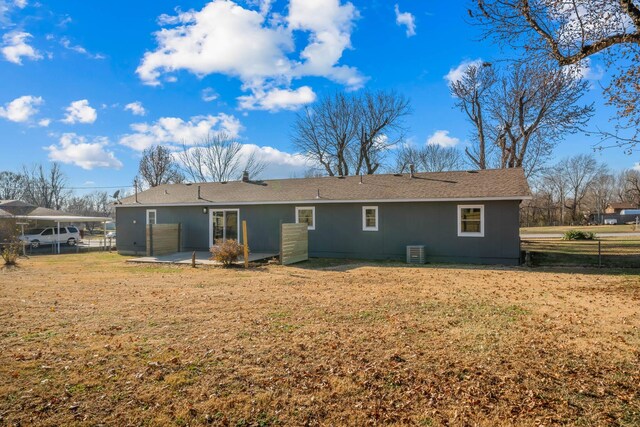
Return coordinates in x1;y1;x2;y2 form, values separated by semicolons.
279;220;283;263
598;240;602;268
148;224;153;256
242;220;249;269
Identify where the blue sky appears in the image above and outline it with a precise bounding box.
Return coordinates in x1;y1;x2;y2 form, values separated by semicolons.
0;0;634;191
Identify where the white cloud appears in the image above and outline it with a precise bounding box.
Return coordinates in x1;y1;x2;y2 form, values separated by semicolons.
38;118;50;127
0;0;27;26
62;99;97;124
124;101;146;116
239;143;310;178
575;58;604;81
60;37;105;60
427;130;460;148
46;133;123;170
0;95;43;122
177;141;310;179
201;87;219;102
633;163;640;172
444;58;483;84
137;1;292;86
394;4;416;37
1;31;42;64
137;0;363;111
287;0;363;88
238;86;316;111
119;113;242;151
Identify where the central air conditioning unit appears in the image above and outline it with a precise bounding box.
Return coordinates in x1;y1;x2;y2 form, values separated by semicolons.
406;245;425;264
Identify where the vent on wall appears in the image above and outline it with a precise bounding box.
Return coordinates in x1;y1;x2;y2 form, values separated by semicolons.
406;245;425;264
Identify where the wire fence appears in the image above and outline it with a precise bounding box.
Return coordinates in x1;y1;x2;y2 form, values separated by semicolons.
0;236;116;256
522;239;640;268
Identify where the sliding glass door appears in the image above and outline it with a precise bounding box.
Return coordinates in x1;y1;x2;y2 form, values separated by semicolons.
210;209;239;247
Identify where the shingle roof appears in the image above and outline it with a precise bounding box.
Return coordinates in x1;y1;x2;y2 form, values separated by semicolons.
0;200;36;216
608;202;637;210
119;168;531;206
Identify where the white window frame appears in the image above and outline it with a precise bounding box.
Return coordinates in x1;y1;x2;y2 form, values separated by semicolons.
208;209;241;248
362;206;379;231
146;209;157;225
457;204;484;237
295;206;315;230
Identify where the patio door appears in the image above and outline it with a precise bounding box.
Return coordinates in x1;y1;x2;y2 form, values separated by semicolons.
210;209;239;247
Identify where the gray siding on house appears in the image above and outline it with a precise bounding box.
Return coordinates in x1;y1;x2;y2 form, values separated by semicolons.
116;200;521;264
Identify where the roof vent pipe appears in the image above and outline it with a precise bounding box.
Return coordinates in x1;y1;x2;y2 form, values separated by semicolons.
197;185;201;200
242;170;249;182
316;189;320;199
134;179;138;203
409;164;415;178
359;174;363;184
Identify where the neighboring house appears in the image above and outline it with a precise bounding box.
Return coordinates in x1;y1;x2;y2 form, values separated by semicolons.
115;168;531;265
605;202;637;214
603;202;640;225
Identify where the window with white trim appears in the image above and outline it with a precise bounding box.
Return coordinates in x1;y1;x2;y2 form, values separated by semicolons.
362;206;378;231
146;209;157;225
295;206;315;230
457;205;484;237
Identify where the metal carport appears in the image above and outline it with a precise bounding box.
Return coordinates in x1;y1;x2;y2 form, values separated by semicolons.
14;214;112;254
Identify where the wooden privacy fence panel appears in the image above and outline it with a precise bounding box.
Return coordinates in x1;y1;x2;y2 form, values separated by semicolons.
147;223;181;256
280;223;308;265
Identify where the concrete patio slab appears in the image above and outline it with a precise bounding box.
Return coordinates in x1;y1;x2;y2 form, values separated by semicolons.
127;251;278;265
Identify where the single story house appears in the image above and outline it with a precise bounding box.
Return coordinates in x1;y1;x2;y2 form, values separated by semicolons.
602;202;640;225
604;202;637;214
115;168;531;265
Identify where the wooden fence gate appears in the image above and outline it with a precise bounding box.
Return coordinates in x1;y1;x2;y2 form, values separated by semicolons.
280;223;308;265
147;223;181;256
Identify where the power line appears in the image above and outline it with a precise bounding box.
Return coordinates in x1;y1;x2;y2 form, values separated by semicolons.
64;185;135;190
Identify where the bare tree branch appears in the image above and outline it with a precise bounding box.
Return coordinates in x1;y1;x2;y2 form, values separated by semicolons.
473;0;640;147
177;133;266;183
138;145;184;188
292;91;410;176
450;61;593;177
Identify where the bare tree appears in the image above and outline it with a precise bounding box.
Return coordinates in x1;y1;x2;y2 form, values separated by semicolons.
138;145;184;188
65;191;112;233
589;171;616;224
450;61;593;176
555;154;607;224
293;90;411;176
619;169;640;205
541;167;569;225
293;92;359;176
0;171;26;200
178;133;265;183
21;163;69;210
450;62;496;169
395;144;466;173
472;0;640;147
356;91;411;174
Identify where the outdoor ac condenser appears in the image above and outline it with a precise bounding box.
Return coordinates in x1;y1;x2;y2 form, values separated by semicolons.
406;245;425;264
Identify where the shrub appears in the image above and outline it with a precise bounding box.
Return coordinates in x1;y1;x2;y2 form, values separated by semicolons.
1;243;20;266
562;230;596;241
0;219;21;266
210;239;247;267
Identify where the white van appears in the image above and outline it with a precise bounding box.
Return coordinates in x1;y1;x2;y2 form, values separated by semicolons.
19;226;82;248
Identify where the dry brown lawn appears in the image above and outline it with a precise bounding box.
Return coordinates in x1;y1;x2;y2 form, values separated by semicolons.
1;253;639;426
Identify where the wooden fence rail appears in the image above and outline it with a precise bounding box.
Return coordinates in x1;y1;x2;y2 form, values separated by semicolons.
280;223;308;265
147;223;181;256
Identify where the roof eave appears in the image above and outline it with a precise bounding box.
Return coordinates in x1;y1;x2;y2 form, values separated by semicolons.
115;195;532;208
